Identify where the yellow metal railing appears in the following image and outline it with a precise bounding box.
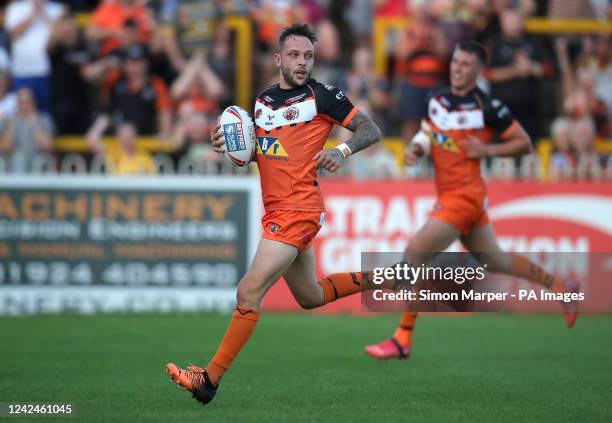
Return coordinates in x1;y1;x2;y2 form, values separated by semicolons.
55;136;612;180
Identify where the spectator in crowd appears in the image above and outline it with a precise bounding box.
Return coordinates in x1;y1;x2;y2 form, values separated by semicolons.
208;25;235;108
340;46;389;132
575;35;610;137
549;114;601;180
485;7;550;142
572;115;601;179
0;45;10;72
0;87;54;173
373;0;407;17
394;7;446;140
0;71;17;121
87;115;155;174
555;36;609;138
345;0;373;46
95;44;172;139
310;19;342;85
87;0;153;57
251;0;305;53
169;49;223;168
549;117;576;179
170;50;223;117
157;0;224;71
587;35;612;127
47;15;93;134
170;111;221;172
5;0;65;112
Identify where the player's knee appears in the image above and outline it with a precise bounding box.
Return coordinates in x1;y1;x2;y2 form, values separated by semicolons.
236;276;263;306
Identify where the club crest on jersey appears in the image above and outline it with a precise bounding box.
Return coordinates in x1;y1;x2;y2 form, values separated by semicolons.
283;107;299;121
257;136;289;159
255;108;262;119
430;131;460;153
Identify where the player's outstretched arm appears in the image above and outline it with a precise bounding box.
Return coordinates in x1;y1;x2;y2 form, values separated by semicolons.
314;111;382;172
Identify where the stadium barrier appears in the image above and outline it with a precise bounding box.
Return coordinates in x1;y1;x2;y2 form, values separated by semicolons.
52;136;612;179
0;150;607;180
263;179;612;314
0;175;261;315
1;176;610;315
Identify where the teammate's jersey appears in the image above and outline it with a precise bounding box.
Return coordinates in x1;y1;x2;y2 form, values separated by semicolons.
422;86;518;194
254;79;357;212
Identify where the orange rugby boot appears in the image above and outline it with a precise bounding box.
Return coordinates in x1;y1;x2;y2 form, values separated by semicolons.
560;279;581;328
364;338;411;360
165;363;219;405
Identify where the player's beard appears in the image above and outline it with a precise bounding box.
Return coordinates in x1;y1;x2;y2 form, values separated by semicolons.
281;65;310;88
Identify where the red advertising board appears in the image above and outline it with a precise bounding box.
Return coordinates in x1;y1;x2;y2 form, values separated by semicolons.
262;180;612;313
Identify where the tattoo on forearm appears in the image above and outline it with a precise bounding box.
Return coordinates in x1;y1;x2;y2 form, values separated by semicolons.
344;111;382;155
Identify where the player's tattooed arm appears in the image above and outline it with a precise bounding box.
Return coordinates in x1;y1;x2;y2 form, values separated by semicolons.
344;111;382;155
314;111;382;172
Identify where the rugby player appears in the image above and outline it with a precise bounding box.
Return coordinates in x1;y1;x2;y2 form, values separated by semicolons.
165;23;387;404
365;41;580;360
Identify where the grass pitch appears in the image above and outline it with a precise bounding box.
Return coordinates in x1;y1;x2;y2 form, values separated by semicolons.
0;313;611;422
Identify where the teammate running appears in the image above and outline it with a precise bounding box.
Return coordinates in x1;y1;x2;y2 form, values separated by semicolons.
364;41;579;360
165;23;387;404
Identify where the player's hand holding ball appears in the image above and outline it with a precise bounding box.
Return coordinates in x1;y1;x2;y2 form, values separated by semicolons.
210;106;256;166
210;123;225;153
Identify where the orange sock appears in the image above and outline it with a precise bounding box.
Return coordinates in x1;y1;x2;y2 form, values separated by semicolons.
206;306;259;385
393;312;418;347
318;272;368;304
510;253;555;288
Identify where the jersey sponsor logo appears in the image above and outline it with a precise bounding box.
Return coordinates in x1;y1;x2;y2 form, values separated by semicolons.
255;98;317;130
285;93;307;104
336;91;345;100
428;98;484;131
283;107;299;121
324;84;335;91
257;136;289;158
458;102;477;110
430;131;460;153
223;123;245;152
263;95;274;102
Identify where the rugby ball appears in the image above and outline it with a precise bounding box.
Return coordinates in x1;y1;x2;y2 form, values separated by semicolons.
219;105;256;167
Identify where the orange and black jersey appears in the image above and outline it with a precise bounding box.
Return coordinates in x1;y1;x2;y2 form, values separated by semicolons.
422;86;518;194
254;78;358;212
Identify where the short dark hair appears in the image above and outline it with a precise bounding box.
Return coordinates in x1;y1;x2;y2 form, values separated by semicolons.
278;23;317;50
456;41;488;66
